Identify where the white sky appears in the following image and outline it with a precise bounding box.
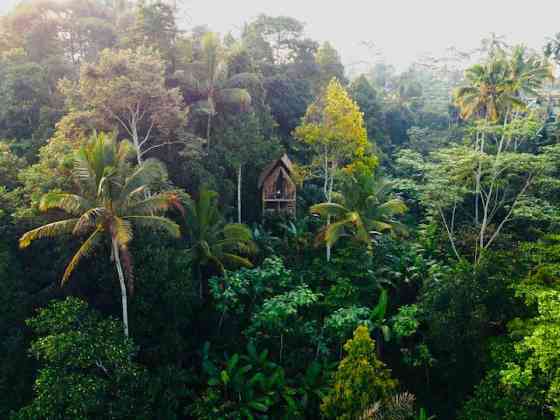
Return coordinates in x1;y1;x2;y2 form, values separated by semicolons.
182;0;560;70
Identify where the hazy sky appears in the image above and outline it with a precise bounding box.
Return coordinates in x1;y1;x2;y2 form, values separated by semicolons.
182;0;560;70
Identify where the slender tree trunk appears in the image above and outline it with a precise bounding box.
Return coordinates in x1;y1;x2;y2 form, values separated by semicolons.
206;96;215;151
477;112;510;265
326;166;336;262
112;237;129;338
323;152;332;262
475;128;485;225
130;123;143;166
237;164;242;224
206;113;212;150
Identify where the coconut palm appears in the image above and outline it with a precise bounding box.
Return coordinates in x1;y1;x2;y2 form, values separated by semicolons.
454;57;522;122
182;32;256;149
455;48;550;122
310;176;406;258
508;45;552;99
19;132;182;337
454;50;549;225
182;187;256;296
454;56;524;224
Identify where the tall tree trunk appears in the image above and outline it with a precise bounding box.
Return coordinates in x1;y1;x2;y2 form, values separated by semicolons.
326;167;335;262
474;131;482;225
206;113;212;150
131;123;143;166
237;164;242;224
112;237;129;338
206;96;215;151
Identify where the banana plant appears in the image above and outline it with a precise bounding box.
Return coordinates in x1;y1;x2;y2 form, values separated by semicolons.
195;342;297;418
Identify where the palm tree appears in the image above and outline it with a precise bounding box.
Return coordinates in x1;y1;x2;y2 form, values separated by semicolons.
310;176;406;259
19;132;182;337
454;56;523;224
182;32;256;149
508;45;552;100
455;48;549;122
454;50;549;228
454;57;521;122
182;187;255;297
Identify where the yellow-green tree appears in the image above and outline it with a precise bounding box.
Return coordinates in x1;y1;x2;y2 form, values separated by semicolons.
321;325;398;419
295;78;373;260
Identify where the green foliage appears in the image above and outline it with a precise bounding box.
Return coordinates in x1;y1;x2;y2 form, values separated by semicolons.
496;235;560;418
416;252;523;415
192;343;297;419
325;306;372;343
2;2;560;418
315;42;346;91
321;325;398;419
0;48;54;143
19;132;181;336
67;46;187;164
210;256;292;317
0;141;25;189
129;1;178;71
295;77;373;207
459;339;544;420
0;241;29;417
248;285;320;361
310;172;406;255
392;305;420;339
182;187;255;295
14;298;149;420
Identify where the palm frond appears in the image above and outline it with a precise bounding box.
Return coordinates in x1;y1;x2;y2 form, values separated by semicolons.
126;192;182;216
352;212;370;244
377;198;408;216
310;202;350;219
125;215;181;238
73;147;94;189
62;226;103;284
321;217;353;247
19;219;79;249
214;238;256;255
120;245;135;296
73;207;106;235
196;188;220;236
121;158;167;199
370;220;394;233
116;139;135;164
39;192;92;215
220;253;253;269
223;223;253;241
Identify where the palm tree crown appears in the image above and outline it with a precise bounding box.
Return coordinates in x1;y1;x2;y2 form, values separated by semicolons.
310;173;407;254
182;187;255;295
454;47;550;122
182;32;256;147
20;132;182;336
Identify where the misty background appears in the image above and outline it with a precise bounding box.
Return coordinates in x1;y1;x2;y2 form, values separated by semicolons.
2;0;559;70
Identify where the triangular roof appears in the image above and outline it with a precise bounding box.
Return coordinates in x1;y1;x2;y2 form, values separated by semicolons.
258;154;294;188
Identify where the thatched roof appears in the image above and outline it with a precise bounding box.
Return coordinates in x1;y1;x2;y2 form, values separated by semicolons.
258;154;294;188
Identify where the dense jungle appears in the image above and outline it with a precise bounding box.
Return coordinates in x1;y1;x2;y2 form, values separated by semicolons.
2;1;560;418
